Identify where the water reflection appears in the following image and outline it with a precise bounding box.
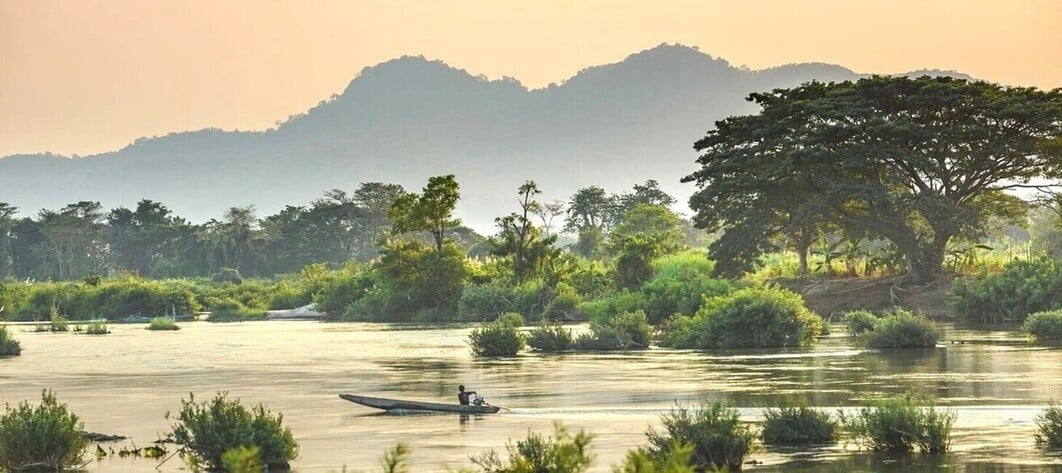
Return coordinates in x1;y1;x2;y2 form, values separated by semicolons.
0;322;1059;472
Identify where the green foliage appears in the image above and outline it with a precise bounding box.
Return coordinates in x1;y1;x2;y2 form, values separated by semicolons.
314;264;373;320
1035;402;1062;449
578;290;645;326
860;309;941;349
646;401;754;472
353;241;467;322
147;316;180;331
212;267;244;285
512;279;550;322
457;280;516;322
663;286;823;349
575;311;652;351
377;443;411;473
1023;309;1062;342
469;315;526;357
950;258;1062;323
83;318;109;335
0;390;87;472
207;298;267;322
543;283;583;322
842;310;878;337
567;259;611;300
167;392;298;471
221;445;264;473
390;174;461;251
642;251;734;325
0;325;20;356
761;404;838;445
613;441;695;473
840;394;955;453
48;309;70;332
528;323;575;352
470;423;594;473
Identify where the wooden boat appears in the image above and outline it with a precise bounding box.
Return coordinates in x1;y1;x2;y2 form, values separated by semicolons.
339;393;502;414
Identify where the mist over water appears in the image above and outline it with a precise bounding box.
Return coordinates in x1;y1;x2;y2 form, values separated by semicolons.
1;321;1060;471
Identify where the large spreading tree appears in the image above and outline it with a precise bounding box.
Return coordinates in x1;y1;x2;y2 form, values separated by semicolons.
684;76;1061;282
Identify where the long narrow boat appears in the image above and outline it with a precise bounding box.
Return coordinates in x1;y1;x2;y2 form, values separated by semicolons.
339;393;502;414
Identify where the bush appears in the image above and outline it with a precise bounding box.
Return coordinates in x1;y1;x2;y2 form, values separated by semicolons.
1035;402;1062;449
840;394;955;453
861;309;941;349
147;317;180;331
207;298;267;322
646;401;754;471
949;258;1062;324
528;323;574;352
167;392;298;471
83;319;109;335
577;290;644;326
663;286;823;349
761;404;839;445
0;390;87;472
48;309;70;332
542;283;583;322
615;441;695;473
842;310;878;337
470;423;593;473
1023;309;1062;342
0;326;20;356
469;314;526;357
212;267;244;285
642;251;734;325
457;280;516;322
574;311;652;351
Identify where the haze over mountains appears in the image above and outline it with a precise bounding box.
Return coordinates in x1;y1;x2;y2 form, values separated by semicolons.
0;44;973;232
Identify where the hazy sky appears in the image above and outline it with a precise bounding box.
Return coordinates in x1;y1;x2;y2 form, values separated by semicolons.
1;0;1059;157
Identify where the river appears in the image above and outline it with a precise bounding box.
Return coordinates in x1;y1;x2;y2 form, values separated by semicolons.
1;321;1060;472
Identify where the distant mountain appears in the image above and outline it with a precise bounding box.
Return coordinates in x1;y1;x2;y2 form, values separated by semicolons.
0;44;976;232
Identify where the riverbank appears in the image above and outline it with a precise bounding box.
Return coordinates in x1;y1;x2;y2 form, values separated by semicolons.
777;276;954;321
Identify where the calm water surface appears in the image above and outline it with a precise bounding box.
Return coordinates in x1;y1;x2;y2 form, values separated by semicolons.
1;321;1060;472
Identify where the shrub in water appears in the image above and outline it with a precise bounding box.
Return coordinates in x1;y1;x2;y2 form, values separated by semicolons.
470;423;593;473
761;403;839;445
840;394;955;453
221;445;263;473
469;313;526;357
663;286;823;349
207;298;267;322
84;319;109;335
574;310;652;351
528;323;575;352
861;309;941;349
167;392;298;471
1035;402;1062;449
0;326;20;356
646;401;754;472
577;290;645;328
0;390;87;472
1023;309;1062;342
615;441;695;473
842;310;878;337
542;283;583;322
949;258;1062;324
147;316;180;331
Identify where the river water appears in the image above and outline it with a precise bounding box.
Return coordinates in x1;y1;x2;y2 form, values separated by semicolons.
1;321;1060;472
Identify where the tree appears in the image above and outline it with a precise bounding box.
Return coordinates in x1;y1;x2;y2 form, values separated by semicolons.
390;175;461;252
491;181;559;283
353;182;407;250
565;186;613;257
36;201;108;279
107;199;185;277
685;76;1062;282
0;203;15;278
608;204;685;289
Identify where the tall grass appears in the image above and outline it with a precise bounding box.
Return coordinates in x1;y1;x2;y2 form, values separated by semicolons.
1035;402;1062;449
469;423;593;473
147;316;180;331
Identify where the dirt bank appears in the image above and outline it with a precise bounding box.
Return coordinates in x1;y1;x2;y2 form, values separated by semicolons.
774;276;955;321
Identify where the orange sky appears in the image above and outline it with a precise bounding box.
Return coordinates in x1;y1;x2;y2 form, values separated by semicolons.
1;0;1059;157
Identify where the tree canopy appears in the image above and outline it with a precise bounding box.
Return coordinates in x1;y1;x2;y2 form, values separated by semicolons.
684;76;1062;282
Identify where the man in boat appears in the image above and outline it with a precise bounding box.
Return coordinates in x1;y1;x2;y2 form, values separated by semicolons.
457;385;478;406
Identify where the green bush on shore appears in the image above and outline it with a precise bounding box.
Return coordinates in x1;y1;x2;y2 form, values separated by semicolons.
949;258;1062;324
0;390;87;472
167;392;298;471
1023;309;1062;342
840;394;955;453
0;326;20;356
860;309;941;348
663;286;823;349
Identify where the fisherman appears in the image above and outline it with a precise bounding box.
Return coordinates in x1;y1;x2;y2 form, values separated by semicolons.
457;385;478;405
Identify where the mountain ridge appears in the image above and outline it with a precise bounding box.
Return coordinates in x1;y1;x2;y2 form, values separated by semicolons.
0;43;979;232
